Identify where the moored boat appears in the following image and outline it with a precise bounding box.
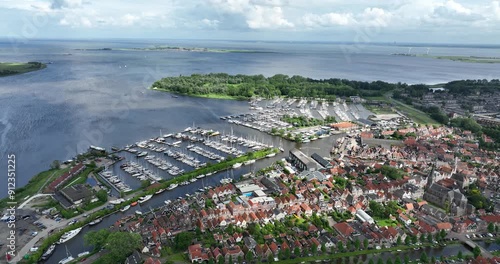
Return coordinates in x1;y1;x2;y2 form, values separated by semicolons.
154;188;165;194
232;163;242;169
57;227;83;244
120;205;131;212
166;183;178;190
40;244;56;261
88;218;102;226
138;194;153;204
265;153;276;158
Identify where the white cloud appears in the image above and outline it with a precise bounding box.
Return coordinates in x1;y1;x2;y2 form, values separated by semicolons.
201;18;220;28
121;14;140;26
59;15;92;27
359;7;393;27
301;12;354;27
492;1;500;19
2;0;500;41
300;7;392;28
247;6;294;29
51;0;84;9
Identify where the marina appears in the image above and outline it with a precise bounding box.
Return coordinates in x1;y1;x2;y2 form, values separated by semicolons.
101;126;274;193
221;97;373;141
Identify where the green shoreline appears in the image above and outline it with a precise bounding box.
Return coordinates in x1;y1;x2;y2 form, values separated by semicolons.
0;62;47;77
393;54;500;63
151;87;246;100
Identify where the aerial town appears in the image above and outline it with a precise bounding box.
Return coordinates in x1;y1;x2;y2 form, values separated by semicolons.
1;96;499;264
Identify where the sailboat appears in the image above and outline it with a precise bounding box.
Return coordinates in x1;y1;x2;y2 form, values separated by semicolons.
58;246;74;264
278;138;284;152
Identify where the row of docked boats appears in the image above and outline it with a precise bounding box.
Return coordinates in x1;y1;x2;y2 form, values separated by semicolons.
120;162;162;182
101;171;132;192
165;149;205;168
202;139;244;156
145;155;174;171
187;145;225;161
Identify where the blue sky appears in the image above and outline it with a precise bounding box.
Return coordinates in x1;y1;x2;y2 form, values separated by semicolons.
1;0;500;43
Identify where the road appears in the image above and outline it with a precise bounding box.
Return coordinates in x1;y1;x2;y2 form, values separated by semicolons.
447;231;493;259
14;196;121;263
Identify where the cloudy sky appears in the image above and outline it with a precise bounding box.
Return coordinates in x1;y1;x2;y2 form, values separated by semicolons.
1;0;500;43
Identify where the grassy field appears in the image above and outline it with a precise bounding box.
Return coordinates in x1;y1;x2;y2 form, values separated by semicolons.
61;167;93;188
0;62;46;77
375;218;398;227
363;104;395;114
391;99;440;125
0;167;70;210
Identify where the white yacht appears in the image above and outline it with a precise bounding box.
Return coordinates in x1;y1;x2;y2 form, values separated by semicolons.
57;227;83;244
120;205;130;212
138;194;153;204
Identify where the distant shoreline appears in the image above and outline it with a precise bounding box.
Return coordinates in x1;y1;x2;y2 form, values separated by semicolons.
74;46;275;54
0;62;47;77
392;53;500;63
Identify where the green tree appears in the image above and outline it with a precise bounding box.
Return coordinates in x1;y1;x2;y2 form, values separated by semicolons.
439;229;447;241
355;239;361;250
411;235;417;244
473;246;481;258
396;236;402;245
218;257;224;264
377;258;384;264
84;229;111;249
293;247;300;257
51;160;61;169
488;223;495;233
420;252;428;263
364;238;369;249
457;250;463;259
96;189;108;202
267;254;273;263
337;241;344;252
427;233;433;243
104;231;141;263
404;255;410;264
245;251;253;263
369;259;375;264
394;257;401;264
431;257;436;264
404;236;410;245
386;259;393;264
285;248;291;259
238;255;243;264
321;244;326;254
312;244;318;255
173;232;194;251
346;240;352;251
141;179;151;188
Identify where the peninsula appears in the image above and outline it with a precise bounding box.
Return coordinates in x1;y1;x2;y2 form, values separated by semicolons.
0;62;46;77
392;53;500;63
75;46;271;54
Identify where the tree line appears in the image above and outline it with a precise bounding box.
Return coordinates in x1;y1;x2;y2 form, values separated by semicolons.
152;73;403;99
